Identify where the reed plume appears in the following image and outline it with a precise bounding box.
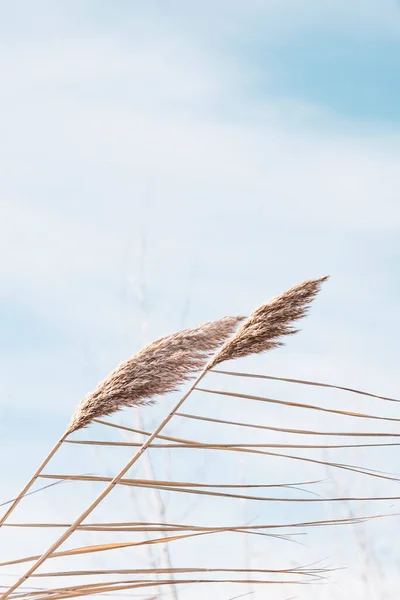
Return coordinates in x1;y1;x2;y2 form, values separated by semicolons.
68;316;244;433
6;275;400;600
0;277;329;600
209;277;328;368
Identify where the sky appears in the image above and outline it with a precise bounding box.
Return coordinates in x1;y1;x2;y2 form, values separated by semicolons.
0;1;400;599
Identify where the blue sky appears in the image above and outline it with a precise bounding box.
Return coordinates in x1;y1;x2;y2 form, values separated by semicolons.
0;2;400;599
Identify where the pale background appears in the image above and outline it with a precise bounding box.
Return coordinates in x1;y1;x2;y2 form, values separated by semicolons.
1;2;400;599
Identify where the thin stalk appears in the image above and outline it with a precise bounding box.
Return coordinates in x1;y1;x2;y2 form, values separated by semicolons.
129;410;175;599
0;434;67;528
1;364;211;600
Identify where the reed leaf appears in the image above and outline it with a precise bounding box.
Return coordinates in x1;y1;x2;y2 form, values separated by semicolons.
10;578;316;600
35;474;400;502
177;411;400;437
197;387;400;423
8;512;398;536
92;419;400;482
213;369;400;403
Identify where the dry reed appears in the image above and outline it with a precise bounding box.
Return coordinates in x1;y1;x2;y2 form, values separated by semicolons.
0;276;333;600
209;276;328;367
0;315;244;532
68;316;244;433
69;276;327;433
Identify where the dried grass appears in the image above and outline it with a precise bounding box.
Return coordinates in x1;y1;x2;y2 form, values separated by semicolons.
68;315;244;433
213;368;400;403
5;275;399;600
209;277;327;368
92;419;400;483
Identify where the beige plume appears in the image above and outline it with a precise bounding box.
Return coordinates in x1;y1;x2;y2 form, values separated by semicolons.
209;277;328;368
68;316;244;433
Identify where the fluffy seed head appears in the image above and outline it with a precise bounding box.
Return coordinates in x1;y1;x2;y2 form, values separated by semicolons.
209;277;328;368
68;316;245;433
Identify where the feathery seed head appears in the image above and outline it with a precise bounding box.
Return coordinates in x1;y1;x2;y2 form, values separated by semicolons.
209;277;328;368
68;316;245;433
